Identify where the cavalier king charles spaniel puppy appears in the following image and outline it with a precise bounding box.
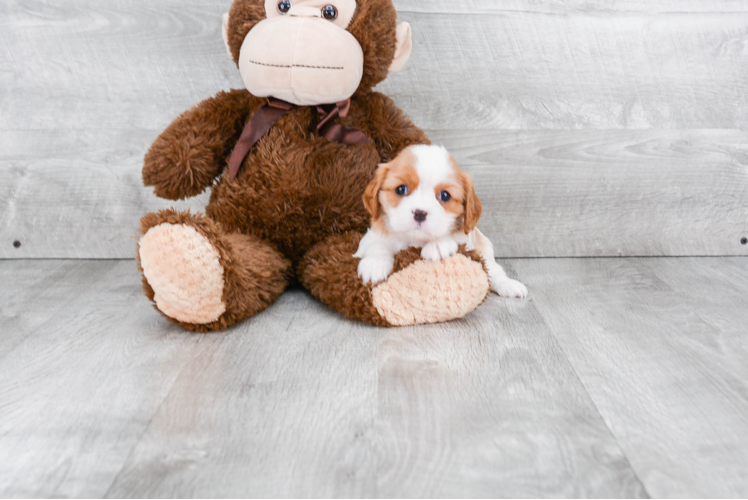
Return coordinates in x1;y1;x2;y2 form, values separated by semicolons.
354;145;528;299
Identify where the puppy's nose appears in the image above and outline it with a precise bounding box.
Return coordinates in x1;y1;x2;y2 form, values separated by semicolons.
413;210;428;223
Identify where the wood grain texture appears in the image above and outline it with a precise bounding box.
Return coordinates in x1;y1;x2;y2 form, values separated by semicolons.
0;260;205;498
0;259;646;498
376;292;646;498
104;293;381;499
380;10;748;130
0;129;210;259
3;128;747;258
2;1;748;258
3;1;747;130
514;257;748;498
395;0;748;14
3;257;748;497
435;129;748;258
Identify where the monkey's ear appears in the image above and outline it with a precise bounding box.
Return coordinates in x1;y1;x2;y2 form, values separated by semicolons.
389;22;412;73
222;13;233;59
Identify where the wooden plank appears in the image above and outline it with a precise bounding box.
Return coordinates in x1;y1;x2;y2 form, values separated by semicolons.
0;0;241;132
0;259;96;356
4;257;748;496
514;257;748;497
376;290;647;498
395;0;748;14
0;260;205;497
104;294;380;498
2;3;748;131
0;129;210;259
0;260;378;498
379;10;748;130
435;129;748;258
89;268;646;498
3;129;747;258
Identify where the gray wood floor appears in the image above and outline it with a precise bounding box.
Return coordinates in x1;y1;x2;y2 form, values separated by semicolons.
1;258;747;498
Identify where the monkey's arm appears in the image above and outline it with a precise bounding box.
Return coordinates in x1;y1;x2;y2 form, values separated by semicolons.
359;92;431;163
143;89;264;200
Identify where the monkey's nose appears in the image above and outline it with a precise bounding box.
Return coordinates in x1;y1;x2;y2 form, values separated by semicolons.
413;210;428;223
288;5;322;17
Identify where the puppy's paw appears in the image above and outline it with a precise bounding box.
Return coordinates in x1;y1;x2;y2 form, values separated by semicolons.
421;239;459;261
491;277;528;299
358;256;394;285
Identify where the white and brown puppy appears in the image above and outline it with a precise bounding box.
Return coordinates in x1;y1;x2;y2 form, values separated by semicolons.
355;145;528;299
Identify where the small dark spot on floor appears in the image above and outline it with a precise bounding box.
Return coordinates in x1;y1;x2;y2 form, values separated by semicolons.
13;240;21;249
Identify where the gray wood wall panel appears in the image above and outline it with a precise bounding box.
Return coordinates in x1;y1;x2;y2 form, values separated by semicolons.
3;127;746;258
396;0;748;14
436;129;748;257
2;1;747;258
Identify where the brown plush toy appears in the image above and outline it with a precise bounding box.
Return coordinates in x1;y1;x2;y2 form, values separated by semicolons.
137;0;492;331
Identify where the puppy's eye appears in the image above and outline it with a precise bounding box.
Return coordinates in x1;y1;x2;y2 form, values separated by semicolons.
395;185;409;196
322;5;338;20
439;190;452;202
278;0;292;14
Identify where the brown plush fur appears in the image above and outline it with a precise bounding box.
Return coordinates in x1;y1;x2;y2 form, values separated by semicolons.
143;90;265;201
138;209;291;332
298;234;487;327
298;232;389;327
138;0;489;330
392;244;486;275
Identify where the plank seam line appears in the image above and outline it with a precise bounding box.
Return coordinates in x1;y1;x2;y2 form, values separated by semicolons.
100;336;205;498
533;306;653;498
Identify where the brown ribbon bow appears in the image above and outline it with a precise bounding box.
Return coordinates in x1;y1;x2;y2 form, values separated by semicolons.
228;97;368;180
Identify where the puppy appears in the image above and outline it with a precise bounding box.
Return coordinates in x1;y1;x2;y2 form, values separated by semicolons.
354;145;528;299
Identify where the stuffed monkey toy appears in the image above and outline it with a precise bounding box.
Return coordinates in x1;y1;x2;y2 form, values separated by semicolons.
137;0;493;331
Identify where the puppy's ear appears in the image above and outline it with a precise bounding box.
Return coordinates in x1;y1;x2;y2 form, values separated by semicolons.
460;170;482;233
363;164;389;221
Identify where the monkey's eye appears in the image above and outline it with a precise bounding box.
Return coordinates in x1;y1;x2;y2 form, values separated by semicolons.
322;5;338;20
395;185;409;196
439;191;452;202
278;0;292;14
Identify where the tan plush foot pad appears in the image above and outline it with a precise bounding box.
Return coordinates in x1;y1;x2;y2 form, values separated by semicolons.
372;253;490;326
138;223;226;325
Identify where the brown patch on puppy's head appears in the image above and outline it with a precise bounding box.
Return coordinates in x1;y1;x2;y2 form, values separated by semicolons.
363;163;389;222
363;148;418;224
435;180;465;220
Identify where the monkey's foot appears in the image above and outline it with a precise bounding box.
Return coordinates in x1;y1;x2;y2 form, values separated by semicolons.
139;223;226;325
300;234;490;327
372;253;489;326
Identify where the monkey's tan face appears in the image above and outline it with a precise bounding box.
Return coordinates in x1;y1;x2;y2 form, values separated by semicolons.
238;0;364;106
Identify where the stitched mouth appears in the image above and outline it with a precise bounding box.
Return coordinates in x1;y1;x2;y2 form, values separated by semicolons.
248;59;344;70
